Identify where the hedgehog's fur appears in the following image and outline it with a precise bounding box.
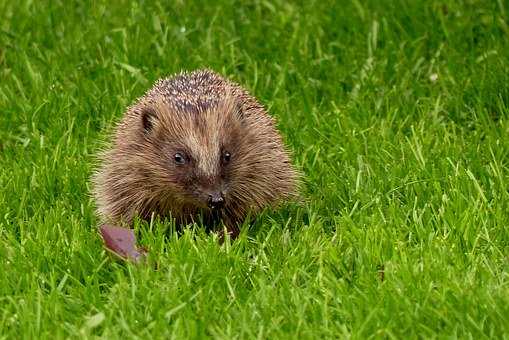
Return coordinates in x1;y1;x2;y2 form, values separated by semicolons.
92;69;298;237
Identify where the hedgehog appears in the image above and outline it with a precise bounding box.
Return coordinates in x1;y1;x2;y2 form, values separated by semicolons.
92;69;298;238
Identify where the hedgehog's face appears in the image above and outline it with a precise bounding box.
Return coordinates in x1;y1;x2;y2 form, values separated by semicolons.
138;98;245;212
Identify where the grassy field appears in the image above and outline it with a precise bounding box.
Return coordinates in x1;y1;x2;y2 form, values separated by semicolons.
1;0;509;338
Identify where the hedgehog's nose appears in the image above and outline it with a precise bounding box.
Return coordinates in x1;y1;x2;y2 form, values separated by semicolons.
207;192;225;210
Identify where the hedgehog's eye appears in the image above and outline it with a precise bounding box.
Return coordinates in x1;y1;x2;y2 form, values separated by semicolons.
222;151;231;164
174;152;186;165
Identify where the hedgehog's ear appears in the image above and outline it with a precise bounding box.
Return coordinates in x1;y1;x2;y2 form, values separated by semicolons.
141;107;158;134
233;102;245;120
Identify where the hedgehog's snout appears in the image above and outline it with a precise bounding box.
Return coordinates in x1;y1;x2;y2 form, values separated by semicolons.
207;191;225;210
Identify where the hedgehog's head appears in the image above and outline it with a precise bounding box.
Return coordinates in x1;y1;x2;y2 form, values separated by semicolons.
134;95;252;214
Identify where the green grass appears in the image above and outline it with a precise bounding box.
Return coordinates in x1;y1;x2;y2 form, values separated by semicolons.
1;0;509;338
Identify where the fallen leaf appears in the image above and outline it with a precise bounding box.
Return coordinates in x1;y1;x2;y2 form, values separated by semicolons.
99;224;147;263
83;312;105;330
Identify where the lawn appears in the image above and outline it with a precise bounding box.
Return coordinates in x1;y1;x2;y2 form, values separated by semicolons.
1;0;508;338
